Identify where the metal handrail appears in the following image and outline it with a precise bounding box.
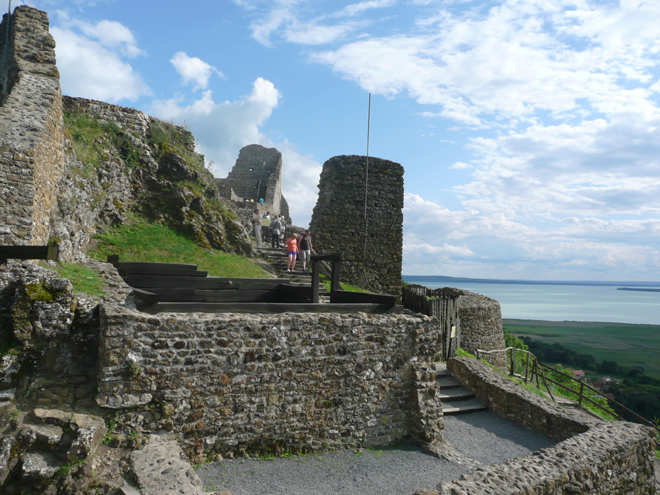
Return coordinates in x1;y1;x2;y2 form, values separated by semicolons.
475;346;657;431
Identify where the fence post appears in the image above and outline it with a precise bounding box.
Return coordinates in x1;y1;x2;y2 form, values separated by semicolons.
578;381;584;407
509;348;514;376
524;352;530;383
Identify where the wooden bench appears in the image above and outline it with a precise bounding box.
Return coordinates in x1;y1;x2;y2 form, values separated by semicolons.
0;243;59;264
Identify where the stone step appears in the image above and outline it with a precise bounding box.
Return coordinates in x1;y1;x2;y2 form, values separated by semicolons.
442;398;488;415
436;375;462;389
437;386;476;401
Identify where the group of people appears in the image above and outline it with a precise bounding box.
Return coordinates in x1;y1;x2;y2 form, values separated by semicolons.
285;230;314;272
252;208;286;249
252;208;314;272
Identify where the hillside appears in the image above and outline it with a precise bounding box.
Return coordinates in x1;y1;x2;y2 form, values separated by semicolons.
55;96;252;259
0;6;252;261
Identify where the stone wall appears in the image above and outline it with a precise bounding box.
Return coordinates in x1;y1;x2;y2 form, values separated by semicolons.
96;307;446;458
0;11;14;102
435;357;657;494
217;144;289;219
456;291;506;367
0;6;65;246
310;155;403;295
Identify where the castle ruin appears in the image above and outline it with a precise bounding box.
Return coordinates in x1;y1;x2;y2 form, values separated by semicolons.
216;144;290;220
310;155;404;295
0;7;66;247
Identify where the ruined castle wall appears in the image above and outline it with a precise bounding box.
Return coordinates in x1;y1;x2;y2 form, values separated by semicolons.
457;291;506;368
309;155;403;295
0;7;65;246
96;308;445;457
223;144;283;214
440;357;656;494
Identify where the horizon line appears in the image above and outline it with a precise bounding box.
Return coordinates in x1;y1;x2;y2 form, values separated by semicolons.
402;274;660;286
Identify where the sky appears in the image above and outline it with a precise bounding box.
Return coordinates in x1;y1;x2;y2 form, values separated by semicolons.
9;0;660;281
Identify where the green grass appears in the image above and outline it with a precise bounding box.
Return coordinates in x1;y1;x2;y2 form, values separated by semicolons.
64;111;141;175
319;274;372;294
504;319;660;380
50;263;106;297
149;120;205;173
90;220;271;278
457;347;618;422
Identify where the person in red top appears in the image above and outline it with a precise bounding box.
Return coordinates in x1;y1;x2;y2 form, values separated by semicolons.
285;232;298;272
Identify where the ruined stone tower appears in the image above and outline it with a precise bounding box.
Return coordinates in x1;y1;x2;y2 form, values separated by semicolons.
0;7;66;246
310;155;403;295
216;144;289;219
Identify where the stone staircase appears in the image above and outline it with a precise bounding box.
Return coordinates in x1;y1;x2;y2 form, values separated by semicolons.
437;367;487;415
257;247;328;294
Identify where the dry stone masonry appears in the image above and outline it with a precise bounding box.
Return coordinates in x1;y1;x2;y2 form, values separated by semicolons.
0;7;65;246
96;306;446;459
310;155;404;295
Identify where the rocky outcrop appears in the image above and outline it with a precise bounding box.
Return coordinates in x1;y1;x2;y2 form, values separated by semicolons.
0;6;252;261
54;97;252;259
310;155;404;295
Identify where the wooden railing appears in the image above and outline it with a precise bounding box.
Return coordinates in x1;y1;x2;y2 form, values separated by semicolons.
401;284;462;360
476;347;657;431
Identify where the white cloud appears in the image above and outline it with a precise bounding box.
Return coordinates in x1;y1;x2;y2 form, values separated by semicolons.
51;26;149;102
153;77;281;177
152;77;320;226
77;19;144;57
336;0;397;17
170;51;222;90
450;161;472;170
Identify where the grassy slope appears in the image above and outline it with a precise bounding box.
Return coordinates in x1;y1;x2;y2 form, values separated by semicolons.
504;319;660;380
90;220;270;278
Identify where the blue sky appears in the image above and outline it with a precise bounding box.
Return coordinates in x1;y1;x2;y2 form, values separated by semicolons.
12;0;660;281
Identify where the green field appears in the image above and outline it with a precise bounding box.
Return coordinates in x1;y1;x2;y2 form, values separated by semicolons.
503;319;660;380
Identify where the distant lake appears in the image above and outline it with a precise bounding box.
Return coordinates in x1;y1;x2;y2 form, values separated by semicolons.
402;276;660;325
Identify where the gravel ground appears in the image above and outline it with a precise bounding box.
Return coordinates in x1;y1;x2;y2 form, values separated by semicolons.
196;411;556;495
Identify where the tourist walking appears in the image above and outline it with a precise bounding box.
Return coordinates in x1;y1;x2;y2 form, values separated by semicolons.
252;208;262;249
285;232;298;272
299;230;313;271
270;215;281;248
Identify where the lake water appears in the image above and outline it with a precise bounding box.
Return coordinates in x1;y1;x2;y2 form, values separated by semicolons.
402;276;660;325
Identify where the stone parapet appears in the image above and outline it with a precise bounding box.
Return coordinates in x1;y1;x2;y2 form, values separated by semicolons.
439;357;656;494
448;356;597;440
437;421;655;494
456;291;506;367
97;307;445;458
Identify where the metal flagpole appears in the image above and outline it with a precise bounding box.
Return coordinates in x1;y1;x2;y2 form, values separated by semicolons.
363;93;371;258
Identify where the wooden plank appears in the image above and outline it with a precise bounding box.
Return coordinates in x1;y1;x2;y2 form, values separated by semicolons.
273;284;313;303
120;269;208;278
122;275;286;290
331;291;396;307
141;302;392;314
0;245;50;260
117;262;198;274
194;289;275;303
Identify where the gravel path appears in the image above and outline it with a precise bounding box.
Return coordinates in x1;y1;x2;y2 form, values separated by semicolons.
196;411;556;495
